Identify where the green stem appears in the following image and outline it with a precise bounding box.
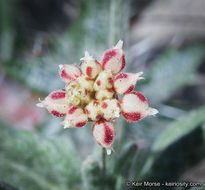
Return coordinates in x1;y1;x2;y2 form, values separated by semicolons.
102;147;106;177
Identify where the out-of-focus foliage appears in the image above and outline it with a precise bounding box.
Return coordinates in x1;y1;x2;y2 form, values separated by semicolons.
142;46;205;105
1;0;129;94
0;121;81;190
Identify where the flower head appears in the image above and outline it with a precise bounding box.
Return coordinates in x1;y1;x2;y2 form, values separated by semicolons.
37;40;158;155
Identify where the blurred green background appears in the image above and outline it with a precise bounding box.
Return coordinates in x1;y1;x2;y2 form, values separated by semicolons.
0;0;205;189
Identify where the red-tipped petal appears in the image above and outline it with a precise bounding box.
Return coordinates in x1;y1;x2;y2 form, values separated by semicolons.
120;92;158;122
92;119;116;153
101;40;126;75
114;72;143;94
59;64;82;83
36;90;69;117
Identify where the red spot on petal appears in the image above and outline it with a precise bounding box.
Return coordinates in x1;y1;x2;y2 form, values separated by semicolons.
51;91;65;100
122;111;141;122
101;102;108;109
96;80;101;86
51;110;66;117
86;66;93;78
115;73;128;80
68;107;78;114
102;49;117;69
130;92;147;102
123;85;134;94
76;121;86;128
108;77;113;85
119;99;123;105
104;122;114;145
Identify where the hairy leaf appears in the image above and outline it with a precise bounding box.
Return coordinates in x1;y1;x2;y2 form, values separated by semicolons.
152;106;205;152
0;121;81;190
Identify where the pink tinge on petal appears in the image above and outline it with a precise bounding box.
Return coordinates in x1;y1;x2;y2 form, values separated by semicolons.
62;106;88;128
68;106;78;114
101;41;126;75
103;122;114;145
75;121;87;128
61;69;73;80
120;91;158;122
115;73;128;80
129;91;147;102
121;54;126;71
120;92;145;122
121;111;141;122
92;119;116;149
50;91;66;100
59;65;82;83
114;72;143;94
102;49;117;68
101;102;108;109
123;85;134;94
37;90;70;117
51;110;66;117
86;66;93;78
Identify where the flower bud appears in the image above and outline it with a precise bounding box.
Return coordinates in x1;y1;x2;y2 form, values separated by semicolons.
80;90;93;106
94;71;113;91
101;40;125;75
77;76;94;92
36;90;70;117
62;106;88;128
120;91;158;122
114;72;144;94
85;100;102;121
100;99;121;120
95;89;114;100
92;119;116;154
59;64;82;83
81;51;102;79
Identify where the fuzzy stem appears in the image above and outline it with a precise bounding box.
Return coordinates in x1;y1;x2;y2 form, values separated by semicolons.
102;147;106;177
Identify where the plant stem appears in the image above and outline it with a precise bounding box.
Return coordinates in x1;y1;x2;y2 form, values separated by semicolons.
102;147;106;177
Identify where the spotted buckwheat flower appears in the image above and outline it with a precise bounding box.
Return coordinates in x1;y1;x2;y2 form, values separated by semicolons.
37;40;158;155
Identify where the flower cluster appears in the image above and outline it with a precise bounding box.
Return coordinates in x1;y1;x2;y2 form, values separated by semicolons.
37;40;158;155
